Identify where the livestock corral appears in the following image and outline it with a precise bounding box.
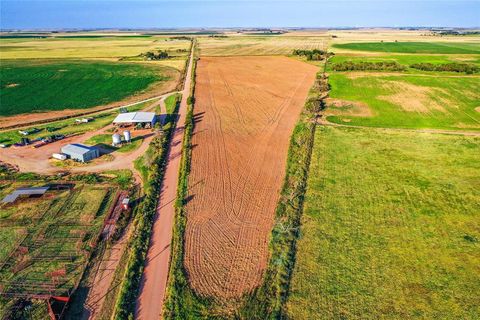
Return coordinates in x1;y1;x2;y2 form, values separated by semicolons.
184;56;317;298
0;180;126;319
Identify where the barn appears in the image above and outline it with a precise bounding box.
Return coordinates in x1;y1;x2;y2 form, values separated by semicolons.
61;144;99;162
112;112;157;127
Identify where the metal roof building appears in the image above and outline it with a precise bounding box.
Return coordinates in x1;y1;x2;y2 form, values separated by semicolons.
61;143;99;162
2;186;50;204
112;112;157;126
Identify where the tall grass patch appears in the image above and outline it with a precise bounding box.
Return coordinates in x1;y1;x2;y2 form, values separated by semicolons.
287;126;480;319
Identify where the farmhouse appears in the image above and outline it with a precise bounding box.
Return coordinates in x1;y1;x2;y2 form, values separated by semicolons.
112;112;157;127
61;143;100;162
1;186;50;204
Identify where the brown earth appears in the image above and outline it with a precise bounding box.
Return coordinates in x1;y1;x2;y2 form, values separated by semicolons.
475;106;480;113
378;81;450;113
325;98;374;117
184;56;317;298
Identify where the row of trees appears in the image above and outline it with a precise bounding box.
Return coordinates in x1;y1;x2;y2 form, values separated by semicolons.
142;50;169;60
410;62;478;74
331;61;406;71
292;49;334;61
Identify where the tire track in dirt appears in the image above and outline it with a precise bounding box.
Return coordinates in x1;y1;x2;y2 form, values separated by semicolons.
184;56;317;298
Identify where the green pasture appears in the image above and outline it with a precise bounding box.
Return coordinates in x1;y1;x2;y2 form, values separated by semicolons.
0;60;169;116
328;54;480;69
327;73;480;130
332;42;480;54
287;126;480;319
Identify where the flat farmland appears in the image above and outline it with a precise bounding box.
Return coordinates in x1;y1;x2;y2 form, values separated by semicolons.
326;73;480;130
0;35;190;60
185;56;317;298
286;126;480;319
198;35;328;56
0;60;174;116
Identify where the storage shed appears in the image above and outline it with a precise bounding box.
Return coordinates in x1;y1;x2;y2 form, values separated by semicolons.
61;144;99;162
2;186;50;204
112;112;157;127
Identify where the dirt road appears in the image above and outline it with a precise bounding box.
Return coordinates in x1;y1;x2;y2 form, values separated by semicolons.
135;45;195;320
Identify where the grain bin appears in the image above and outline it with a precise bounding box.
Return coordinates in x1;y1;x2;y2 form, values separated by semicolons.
112;133;122;146
123;130;131;142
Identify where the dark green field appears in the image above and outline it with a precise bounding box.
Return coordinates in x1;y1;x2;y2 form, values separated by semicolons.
287;126;480;319
0;60;169;116
333;42;480;54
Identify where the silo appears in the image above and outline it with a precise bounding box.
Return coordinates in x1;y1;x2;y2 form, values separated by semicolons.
123;130;131;142
112;133;122;146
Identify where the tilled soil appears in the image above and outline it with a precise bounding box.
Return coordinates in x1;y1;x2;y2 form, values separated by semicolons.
185;56;317;298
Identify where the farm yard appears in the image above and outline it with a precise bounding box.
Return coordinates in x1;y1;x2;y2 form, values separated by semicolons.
183;56;317;298
286;126;480;319
0;181;121;318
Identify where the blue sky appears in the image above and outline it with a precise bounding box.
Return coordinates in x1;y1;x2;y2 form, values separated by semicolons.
1;1;479;30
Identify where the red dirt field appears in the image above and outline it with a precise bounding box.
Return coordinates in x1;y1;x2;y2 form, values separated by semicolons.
185;56;317;298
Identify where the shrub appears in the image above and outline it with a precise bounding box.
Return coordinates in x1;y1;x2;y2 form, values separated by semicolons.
331;61;406;71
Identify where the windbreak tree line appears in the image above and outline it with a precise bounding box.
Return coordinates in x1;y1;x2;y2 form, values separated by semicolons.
292;49;334;61
331;61;406;71
142;50;169;60
410;62;478;74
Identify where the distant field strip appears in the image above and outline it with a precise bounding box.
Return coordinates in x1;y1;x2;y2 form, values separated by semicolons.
287;126;480;319
199;36;328;56
185;56;317;298
0;60;170;116
0;36;190;59
332;42;480;54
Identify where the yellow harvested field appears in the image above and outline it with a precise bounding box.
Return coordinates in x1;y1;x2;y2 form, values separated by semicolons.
198;35;328;56
0;36;191;59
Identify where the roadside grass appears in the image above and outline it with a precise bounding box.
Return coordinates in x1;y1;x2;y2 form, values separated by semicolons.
327;73;480;130
332;42;480;54
0;99;157;145
0;60;170;116
165;93;182;114
287;126;480;319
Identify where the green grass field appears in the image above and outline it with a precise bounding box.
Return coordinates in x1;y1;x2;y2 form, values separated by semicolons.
328;54;480;68
287;126;480;319
333;42;480;54
0;60;170;116
327;73;480;130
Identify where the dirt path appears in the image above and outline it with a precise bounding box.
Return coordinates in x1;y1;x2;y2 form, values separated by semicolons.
318;118;480;136
135;45;195;320
82;228;130;320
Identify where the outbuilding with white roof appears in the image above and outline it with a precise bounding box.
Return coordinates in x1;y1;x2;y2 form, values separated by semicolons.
112;112;157;127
